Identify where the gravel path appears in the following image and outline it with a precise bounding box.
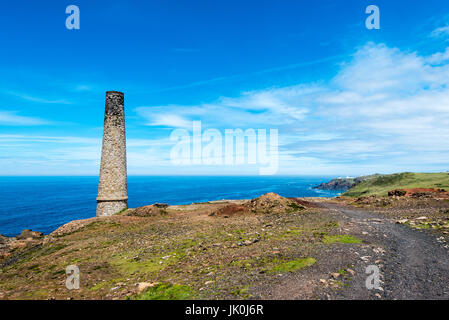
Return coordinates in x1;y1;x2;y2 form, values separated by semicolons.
323;202;449;300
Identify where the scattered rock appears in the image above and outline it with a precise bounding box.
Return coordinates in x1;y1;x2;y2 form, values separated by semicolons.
153;203;169;208
388;190;406;197
0;235;12;245
360;256;370;262
137;282;158;293
346;268;355;276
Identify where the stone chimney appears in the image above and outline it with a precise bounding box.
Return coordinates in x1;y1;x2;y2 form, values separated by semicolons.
96;91;128;216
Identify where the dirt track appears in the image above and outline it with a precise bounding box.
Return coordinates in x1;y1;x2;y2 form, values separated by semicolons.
321;202;449;300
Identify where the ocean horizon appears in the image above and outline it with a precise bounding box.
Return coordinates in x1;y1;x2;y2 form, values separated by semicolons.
0;176;341;237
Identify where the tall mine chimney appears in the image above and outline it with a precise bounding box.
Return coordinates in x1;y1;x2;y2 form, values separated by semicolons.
96;91;128;216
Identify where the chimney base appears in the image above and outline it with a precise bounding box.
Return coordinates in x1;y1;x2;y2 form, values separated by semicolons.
96;200;128;216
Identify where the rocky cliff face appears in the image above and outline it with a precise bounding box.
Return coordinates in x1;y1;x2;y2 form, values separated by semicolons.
314;174;383;191
314;178;356;191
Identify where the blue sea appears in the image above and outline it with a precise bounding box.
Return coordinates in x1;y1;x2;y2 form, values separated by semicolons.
0;176;340;237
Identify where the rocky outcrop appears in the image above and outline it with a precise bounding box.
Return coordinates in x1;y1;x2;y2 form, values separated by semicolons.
0;234;11;245
314;178;355;191
210;193;306;217
388;190;407;197
125;203;169;217
314;174;384;191
247;192;305;213
16;229;43;240
0;230;44;263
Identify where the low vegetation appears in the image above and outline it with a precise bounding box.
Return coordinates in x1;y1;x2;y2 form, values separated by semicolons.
0;193;353;300
344;172;449;197
322;235;362;244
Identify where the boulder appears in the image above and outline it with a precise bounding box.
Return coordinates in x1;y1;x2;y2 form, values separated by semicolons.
153;203;169;208
137;282;158;293
388;190;406;197
16;229;43;240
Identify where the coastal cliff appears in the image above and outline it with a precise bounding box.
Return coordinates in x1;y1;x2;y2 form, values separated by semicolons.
313;174;383;191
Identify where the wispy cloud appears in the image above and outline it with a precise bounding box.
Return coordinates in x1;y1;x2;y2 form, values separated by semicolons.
7;91;72;104
148;54;345;93
431;25;449;39
0;111;49;126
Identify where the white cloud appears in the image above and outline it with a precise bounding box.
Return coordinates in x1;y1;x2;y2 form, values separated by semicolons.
426;47;449;64
431;25;449;39
0;111;49;126
134;42;449;175
6;91;72;104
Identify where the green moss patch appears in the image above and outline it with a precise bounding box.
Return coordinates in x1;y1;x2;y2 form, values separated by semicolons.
268;257;316;273
322;235;362;244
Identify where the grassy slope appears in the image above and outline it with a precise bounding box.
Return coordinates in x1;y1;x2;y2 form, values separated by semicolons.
0;204;349;300
343;172;449;197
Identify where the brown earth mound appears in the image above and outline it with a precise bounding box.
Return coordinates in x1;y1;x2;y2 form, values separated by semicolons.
247;192;305;213
209;204;247;217
126;204;169;217
209;193;306;217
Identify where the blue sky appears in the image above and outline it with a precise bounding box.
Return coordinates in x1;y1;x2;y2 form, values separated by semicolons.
1;0;449;176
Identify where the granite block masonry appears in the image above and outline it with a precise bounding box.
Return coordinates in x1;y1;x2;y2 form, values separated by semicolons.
96;91;128;216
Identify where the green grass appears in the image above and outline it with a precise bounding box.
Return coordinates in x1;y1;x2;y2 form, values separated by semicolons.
131;283;194;300
344;172;449;197
268;257;316;273
322;235;362;244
